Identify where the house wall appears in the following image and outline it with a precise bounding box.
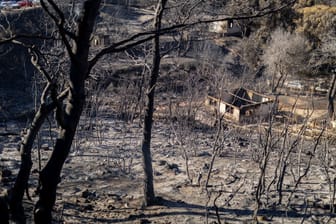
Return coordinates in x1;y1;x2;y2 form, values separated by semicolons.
91;35;111;47
227;21;242;35
209;21;226;33
246;89;273;103
103;35;111;46
92;36;100;46
240;103;273;122
209;20;242;37
219;102;240;122
233;107;240;121
206;92;274;123
219;102;226;114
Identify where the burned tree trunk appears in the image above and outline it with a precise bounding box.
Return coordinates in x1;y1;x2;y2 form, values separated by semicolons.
33;1;101;223
9;96;56;224
141;0;167;206
34;91;85;223
0;194;9;224
328;73;336;121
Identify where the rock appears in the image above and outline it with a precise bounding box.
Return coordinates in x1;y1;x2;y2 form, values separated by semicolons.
157;160;167;166
225;174;239;185
82;189;91;198
197;151;211;157
107;204;115;210
202;163;209;171
81;189;98;200
154;171;162;176
123;202;129;208
166;163;178;170
108;193;122;201
166;163;180;174
255;215;269;223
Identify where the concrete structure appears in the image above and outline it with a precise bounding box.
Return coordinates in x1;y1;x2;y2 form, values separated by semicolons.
282;78;329;96
92;34;111;47
209;19;243;37
205;87;275;122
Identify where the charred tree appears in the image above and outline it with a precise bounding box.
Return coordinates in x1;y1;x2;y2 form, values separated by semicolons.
9;83;58;224
33;1;102;223
328;73;336;120
141;0;167;206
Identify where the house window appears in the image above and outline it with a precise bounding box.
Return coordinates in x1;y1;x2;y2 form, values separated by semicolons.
94;38;99;46
228;20;233;28
225;105;233;114
209;99;217;106
245;109;253;116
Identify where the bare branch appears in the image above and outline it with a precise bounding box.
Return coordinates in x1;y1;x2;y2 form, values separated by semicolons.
0;34;54;45
88;0;296;72
40;0;76;59
29;47;53;83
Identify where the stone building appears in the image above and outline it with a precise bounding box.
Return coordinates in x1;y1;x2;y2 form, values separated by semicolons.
206;87;275;122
